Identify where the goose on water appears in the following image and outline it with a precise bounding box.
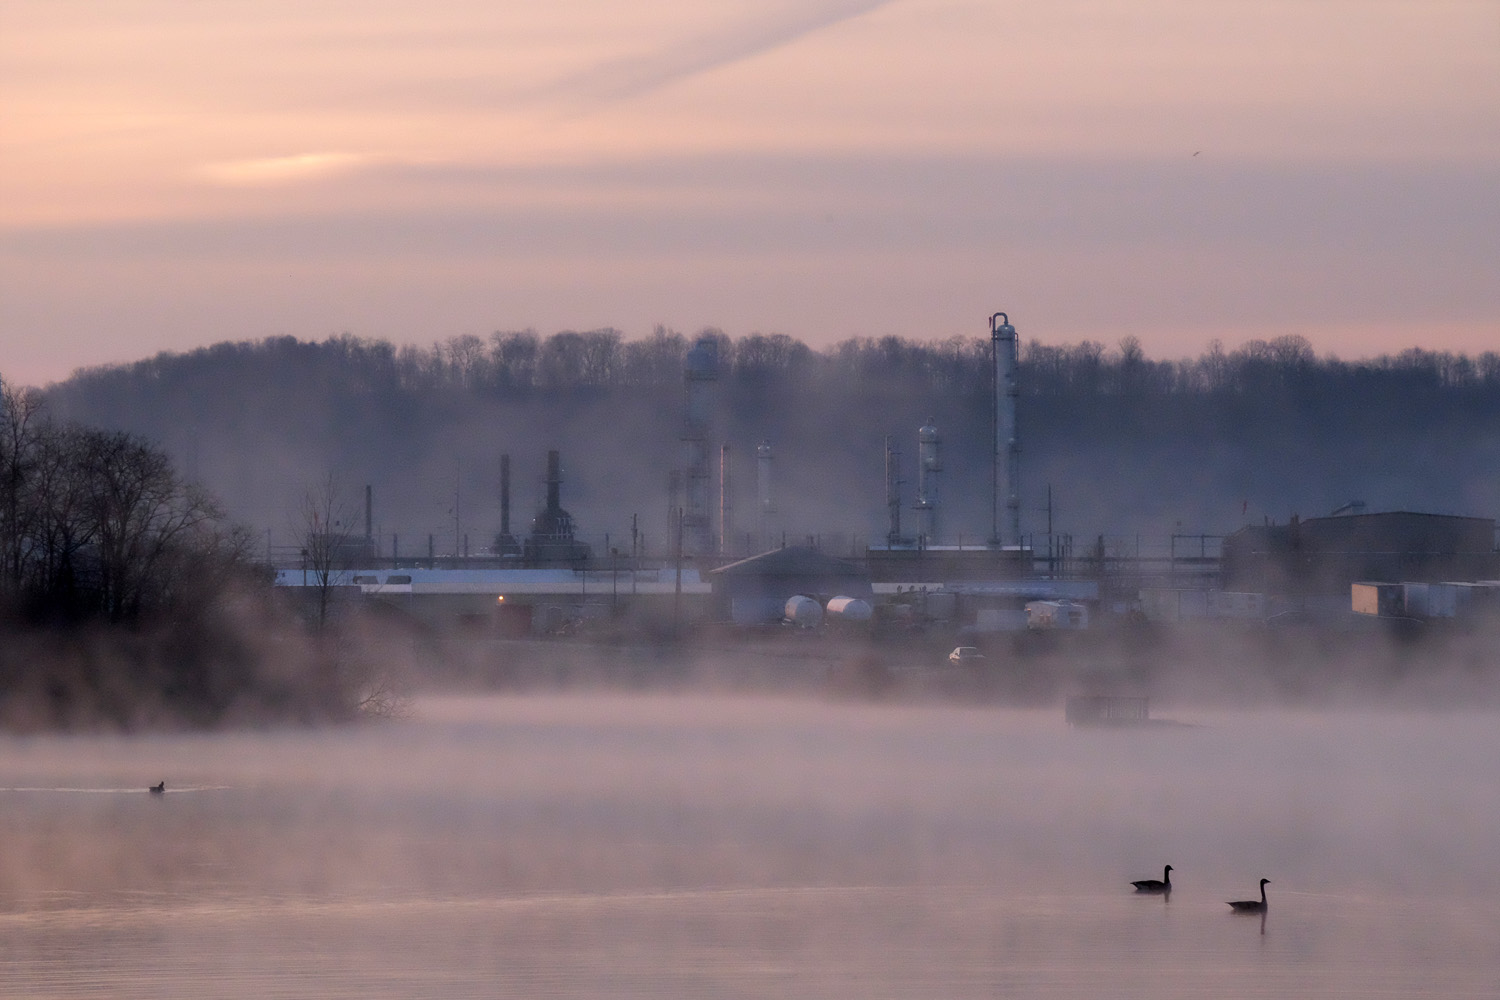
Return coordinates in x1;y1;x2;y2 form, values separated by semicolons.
149;781;165;794
1227;879;1270;912
1131;865;1172;893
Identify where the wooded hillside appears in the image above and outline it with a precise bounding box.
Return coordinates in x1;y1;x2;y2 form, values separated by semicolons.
41;330;1500;554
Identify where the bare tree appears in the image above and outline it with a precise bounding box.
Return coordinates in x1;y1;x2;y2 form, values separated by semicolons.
0;383;390;725
299;475;355;628
82;429;224;623
0;376;46;594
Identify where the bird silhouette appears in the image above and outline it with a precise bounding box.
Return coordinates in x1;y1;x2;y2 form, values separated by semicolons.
149;781;165;794
1227;878;1270;912
1131;864;1173;893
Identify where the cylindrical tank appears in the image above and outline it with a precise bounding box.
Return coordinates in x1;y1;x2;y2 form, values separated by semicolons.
825;596;873;622
756;440;774;514
918;420;941;474
914;418;940;542
784;595;824;627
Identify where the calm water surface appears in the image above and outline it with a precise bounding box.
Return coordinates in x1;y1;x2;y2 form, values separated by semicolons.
1;694;1497;997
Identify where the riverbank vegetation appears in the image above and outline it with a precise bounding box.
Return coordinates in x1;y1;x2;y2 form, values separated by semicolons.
0;377;388;730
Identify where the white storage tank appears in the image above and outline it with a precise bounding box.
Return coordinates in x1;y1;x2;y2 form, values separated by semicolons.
784;594;824;627
825;596;873;622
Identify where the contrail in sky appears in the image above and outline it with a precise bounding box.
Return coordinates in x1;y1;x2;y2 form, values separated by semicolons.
548;0;898;106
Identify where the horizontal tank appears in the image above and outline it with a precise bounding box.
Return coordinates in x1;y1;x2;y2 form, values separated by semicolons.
825;596;873;622
784;595;824;627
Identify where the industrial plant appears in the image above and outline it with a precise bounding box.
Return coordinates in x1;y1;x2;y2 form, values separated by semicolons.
274;313;1500;653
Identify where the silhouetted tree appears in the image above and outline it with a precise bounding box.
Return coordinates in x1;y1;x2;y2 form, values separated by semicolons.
298;475;356;629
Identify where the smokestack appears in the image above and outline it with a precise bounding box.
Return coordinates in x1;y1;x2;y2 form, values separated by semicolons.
991;312;1020;546
524;449;586;565
495;453;520;557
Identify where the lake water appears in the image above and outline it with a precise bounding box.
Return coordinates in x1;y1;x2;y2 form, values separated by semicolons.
2;693;1498;997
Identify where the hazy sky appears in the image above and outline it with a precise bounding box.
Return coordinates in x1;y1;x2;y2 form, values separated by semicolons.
3;1;1497;386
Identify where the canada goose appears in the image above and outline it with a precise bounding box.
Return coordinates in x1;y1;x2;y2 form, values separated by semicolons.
1227;879;1270;912
1131;865;1172;893
149;781;165;794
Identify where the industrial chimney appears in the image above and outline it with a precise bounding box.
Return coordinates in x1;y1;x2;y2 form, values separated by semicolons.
991;312;1020;547
545;448;562;516
524;449;589;566
495;453;520;556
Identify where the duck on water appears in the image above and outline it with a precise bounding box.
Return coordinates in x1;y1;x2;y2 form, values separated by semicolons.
1131;865;1172;894
1227;879;1270;912
149;782;165;794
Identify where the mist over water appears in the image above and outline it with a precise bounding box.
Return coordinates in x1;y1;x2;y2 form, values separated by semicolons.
3;691;1498;997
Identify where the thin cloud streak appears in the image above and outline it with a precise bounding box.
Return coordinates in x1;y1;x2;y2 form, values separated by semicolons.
2;0;1497;383
542;0;897;106
196;152;375;187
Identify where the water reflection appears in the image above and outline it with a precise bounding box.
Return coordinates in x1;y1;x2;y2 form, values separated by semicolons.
0;695;1497;997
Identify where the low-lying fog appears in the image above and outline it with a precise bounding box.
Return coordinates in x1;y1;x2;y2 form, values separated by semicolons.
3;692;1498;998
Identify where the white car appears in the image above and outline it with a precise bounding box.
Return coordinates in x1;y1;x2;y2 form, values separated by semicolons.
948;646;985;664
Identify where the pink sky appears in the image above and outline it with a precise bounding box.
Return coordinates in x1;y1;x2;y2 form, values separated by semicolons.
3;0;1498;385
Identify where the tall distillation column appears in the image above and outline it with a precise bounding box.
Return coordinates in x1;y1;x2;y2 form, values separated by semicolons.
990;312;1020;546
756;440;775;550
913;418;940;543
681;337;718;556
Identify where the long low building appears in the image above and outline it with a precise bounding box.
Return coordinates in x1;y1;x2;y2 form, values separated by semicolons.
274;566;712;634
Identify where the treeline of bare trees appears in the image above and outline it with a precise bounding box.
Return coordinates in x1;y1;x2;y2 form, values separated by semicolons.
39;327;1500;547
1;377;246;626
0;377;386;730
54;327;1500;404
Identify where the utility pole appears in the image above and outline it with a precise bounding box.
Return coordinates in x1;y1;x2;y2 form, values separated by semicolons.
673;506;684;634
